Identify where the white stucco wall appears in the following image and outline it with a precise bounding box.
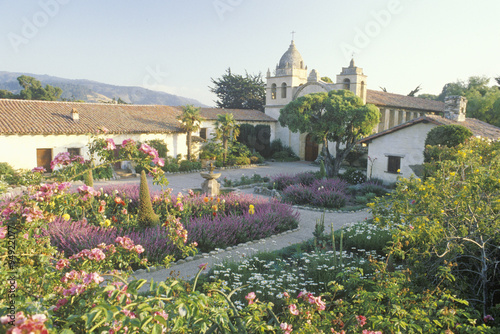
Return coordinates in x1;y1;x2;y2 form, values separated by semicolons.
0;132;188;170
366;122;437;184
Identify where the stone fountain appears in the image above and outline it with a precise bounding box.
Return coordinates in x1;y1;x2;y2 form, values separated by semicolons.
200;161;221;196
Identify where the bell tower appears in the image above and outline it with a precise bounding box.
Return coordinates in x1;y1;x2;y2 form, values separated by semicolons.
336;58;368;104
265;40;308;145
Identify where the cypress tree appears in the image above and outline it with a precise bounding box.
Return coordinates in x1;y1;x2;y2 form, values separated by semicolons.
138;170;160;227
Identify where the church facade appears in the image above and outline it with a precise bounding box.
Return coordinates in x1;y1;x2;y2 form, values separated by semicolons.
264;40;449;161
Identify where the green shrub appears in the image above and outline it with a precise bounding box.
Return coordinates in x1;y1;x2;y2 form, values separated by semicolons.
137;170;160;227
250;152;265;163
340;167;366;184
179;160;193;171
234;156;251;165
425;124;473;148
270;138;284;153
254;124;271;157
0;162;17;185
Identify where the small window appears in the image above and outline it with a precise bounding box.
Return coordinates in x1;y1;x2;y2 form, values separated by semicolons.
387;156;401;174
200;128;207;140
271;84;277;100
281;83;287;98
343;78;350;90
67;147;81;156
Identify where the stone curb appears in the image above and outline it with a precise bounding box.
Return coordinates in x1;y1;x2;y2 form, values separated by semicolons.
133;226;301;275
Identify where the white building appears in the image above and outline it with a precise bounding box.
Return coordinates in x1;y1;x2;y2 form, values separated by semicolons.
0;99;275;171
359;96;500;184
265;40;449;161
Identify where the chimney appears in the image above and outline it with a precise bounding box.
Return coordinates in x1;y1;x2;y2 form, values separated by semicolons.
71;108;79;122
444;96;467;122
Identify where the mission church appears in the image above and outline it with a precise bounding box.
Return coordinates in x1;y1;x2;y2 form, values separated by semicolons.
264;39;451;162
2;38;498;183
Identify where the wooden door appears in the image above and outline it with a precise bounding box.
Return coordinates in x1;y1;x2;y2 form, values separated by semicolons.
37;148;52;172
305;134;318;161
113;145;122;169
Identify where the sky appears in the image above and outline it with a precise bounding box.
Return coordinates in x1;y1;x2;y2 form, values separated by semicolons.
1;0;499;106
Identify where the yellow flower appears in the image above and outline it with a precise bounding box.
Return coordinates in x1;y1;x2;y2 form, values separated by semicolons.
100;219;112;227
249;205;254;209
450;172;456;176
62;213;70;221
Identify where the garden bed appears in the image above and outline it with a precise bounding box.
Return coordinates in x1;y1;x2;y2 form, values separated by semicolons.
43;184;299;266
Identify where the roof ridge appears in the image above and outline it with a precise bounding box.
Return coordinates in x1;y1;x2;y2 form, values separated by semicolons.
0;98;183;108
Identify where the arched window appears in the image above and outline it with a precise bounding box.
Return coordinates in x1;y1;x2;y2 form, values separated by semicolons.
271;84;277;100
281;83;287;98
360;81;366;100
343;78;350;90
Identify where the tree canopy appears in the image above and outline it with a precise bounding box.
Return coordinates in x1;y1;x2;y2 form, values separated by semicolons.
210;68;265;111
279;90;380;177
433;76;500;127
424;124;473;148
0;75;63;101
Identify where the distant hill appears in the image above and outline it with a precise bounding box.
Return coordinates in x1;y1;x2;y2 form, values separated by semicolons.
0;71;208;106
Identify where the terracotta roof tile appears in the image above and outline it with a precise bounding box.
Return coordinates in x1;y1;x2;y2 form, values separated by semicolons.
367;90;445;112
0;100;277;135
359;114;500;143
199;108;277;122
0;99;186;135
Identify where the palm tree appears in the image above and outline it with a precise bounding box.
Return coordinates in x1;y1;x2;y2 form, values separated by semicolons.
177;105;204;161
214;113;240;166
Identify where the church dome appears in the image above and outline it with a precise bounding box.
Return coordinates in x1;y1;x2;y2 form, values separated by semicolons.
278;40;304;69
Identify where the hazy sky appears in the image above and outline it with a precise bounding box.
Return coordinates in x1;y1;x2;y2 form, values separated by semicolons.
1;0;499;106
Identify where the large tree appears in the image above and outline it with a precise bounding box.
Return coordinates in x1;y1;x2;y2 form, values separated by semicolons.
214;113;240;166
210;68;265;111
0;76;63;101
177;104;204;161
279;90;380;177
17;75;62;101
436;76;500;127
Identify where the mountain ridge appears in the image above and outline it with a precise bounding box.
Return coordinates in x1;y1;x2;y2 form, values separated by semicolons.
0;71;208;107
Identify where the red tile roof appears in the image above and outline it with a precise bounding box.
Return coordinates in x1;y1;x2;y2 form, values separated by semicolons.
199;108;277;122
367;90;445;112
0;99;276;135
359;114;500;143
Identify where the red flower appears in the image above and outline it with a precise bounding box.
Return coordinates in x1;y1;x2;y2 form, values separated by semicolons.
356;315;367;327
212;212;217;217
